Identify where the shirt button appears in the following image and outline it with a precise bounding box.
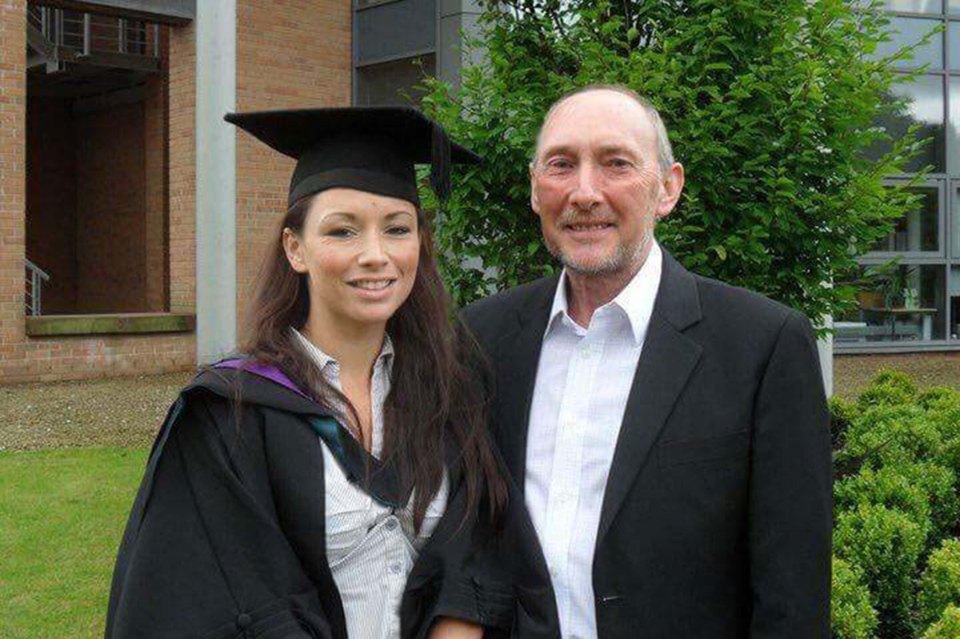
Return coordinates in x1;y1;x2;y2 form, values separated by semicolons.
384;518;398;531
236;613;252;629
390;562;403;575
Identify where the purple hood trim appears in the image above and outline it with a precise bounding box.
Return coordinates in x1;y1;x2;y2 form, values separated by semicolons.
214;358;310;399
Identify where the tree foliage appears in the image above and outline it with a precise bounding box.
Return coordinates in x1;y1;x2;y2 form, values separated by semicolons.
422;0;926;319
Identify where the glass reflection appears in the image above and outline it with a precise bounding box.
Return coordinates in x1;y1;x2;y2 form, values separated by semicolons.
955;188;960;254
873;186;940;251
951;267;960;339
874;75;945;172
837;265;947;342
874;17;942;68
888;0;941;12
950;23;960;67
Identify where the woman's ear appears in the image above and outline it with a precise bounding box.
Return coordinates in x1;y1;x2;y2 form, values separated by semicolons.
282;228;309;274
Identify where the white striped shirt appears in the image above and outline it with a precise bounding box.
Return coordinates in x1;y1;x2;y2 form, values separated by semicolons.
291;328;449;639
525;241;662;639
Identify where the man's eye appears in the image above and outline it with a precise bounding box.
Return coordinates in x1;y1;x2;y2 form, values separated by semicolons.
607;158;633;169
546;159;573;171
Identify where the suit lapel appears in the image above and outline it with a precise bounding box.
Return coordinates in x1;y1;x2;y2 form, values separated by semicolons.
597;253;703;543
495;276;558;487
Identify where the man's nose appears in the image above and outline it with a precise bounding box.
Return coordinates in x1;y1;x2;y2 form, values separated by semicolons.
569;163;602;210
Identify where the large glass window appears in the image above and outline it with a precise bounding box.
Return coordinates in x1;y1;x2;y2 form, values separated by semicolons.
356;54;436;106
353;0;438;108
877;76;945;172
950;267;960;338
873;185;941;252
838;265;947;343
875;17;943;68
890;0;942;12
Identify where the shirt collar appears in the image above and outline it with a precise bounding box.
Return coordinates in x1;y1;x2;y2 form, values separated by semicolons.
546;239;663;346
289;327;394;372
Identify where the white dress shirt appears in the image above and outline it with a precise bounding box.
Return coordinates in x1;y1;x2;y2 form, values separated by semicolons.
291;328;449;639
525;241;662;639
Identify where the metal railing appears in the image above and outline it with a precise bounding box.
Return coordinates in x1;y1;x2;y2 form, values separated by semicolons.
25;259;50;317
27;4;160;59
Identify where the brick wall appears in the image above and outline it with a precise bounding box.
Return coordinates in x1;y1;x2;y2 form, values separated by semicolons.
76;101;148;312
0;6;196;384
168;20;195;315
144;70;167;311
26;97;77;313
233;0;351;330
0;0;28;376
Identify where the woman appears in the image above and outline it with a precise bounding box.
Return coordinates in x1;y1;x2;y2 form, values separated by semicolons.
104;107;557;639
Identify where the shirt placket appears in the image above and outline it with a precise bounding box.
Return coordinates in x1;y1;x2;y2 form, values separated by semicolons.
542;325;604;630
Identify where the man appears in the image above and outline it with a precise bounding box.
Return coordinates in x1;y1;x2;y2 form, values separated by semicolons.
462;85;832;639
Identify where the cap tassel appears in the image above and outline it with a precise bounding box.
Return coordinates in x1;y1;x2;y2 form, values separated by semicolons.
430;124;452;204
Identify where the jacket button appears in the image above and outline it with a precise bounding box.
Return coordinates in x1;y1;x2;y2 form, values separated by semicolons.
236;613;252;628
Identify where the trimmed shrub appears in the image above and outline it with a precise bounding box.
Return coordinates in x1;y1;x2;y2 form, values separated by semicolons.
839;404;943;469
834;465;932;539
898;463;960;543
857;370;918;410
831;395;858;452
834;503;926;638
922;604;960;639
918;539;960;629
832;556;879;639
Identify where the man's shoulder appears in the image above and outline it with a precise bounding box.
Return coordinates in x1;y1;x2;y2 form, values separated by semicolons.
684;267;809;336
461;275;558;329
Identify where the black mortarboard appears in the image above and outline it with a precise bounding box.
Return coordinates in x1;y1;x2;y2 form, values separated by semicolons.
224;106;480;208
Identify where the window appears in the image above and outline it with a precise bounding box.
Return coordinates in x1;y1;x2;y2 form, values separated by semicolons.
356;54;436;106
843;2;960;350
353;0;437;107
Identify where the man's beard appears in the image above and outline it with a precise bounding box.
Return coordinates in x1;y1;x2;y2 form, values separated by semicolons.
546;223;654;277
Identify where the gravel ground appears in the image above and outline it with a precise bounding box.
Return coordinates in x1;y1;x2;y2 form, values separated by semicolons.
833;352;960;401
0;353;958;451
0;372;193;451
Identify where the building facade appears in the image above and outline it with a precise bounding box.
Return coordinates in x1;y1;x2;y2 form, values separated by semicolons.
1;0;953;385
836;0;960;353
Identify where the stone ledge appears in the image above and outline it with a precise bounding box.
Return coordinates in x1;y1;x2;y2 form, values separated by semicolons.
26;313;196;337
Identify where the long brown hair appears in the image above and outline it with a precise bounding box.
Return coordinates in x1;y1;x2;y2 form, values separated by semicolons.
238;195;507;528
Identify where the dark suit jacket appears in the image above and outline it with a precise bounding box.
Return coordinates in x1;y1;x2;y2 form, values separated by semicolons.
462;251;832;639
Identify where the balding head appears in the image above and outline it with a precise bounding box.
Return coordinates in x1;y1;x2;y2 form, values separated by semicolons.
533;85;676;174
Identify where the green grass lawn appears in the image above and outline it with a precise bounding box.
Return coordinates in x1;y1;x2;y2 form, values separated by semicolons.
0;447;147;639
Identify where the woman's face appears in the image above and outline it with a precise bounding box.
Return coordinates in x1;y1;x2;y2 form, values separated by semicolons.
283;188;420;331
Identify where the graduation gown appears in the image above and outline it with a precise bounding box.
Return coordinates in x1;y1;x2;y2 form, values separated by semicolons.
104;365;559;639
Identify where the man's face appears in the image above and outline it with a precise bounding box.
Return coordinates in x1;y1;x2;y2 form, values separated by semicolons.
530;90;681;277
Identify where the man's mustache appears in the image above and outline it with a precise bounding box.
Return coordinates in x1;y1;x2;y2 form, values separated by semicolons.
555;210;617;226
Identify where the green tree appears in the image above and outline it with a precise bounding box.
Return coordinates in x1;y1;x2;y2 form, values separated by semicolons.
423;0;926;319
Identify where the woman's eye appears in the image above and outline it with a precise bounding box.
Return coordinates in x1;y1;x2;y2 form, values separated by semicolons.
326;227;356;238
386;225;412;236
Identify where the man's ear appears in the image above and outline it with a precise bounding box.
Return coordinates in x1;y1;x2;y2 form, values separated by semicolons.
529;163;541;215
282;228;309;274
656;162;685;220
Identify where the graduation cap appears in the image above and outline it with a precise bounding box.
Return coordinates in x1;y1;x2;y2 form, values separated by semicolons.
224;106;480;208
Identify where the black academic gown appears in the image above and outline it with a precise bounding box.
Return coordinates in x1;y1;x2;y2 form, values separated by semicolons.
104;366;559;639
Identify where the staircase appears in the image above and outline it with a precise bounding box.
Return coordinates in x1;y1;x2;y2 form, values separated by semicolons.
24;259;50;317
27;3;161;98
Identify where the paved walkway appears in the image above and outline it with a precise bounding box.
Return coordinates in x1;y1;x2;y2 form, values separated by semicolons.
0;372;191;451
